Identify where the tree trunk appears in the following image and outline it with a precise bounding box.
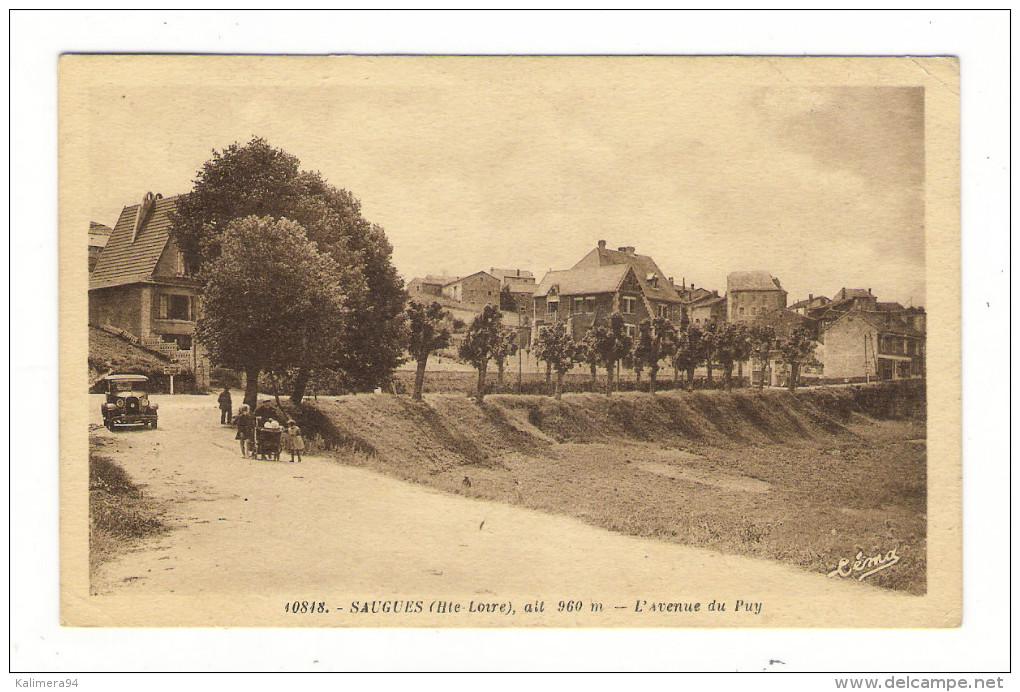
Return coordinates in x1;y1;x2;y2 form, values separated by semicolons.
243;365;261;409
649;366;658;394
589;363;597;383
476;361;488;402
723;363;733;390
672;364;679;384
788;362;799;393
545;361;552;384
290;366;312;405
706;361;714;386
497;360;505;388
413;356;428;401
758;359;768;390
606;362;614;397
554;370;563;400
686;366;695;392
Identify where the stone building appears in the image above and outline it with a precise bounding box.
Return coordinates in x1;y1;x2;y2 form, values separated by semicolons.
726;271;788;325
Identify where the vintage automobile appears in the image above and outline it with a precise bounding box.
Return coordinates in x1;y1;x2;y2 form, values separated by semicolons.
100;374;159;430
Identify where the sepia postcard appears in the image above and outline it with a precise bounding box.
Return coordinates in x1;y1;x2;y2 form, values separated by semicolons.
59;55;960;628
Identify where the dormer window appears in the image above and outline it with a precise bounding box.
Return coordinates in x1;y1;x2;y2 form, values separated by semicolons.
647;272;658;288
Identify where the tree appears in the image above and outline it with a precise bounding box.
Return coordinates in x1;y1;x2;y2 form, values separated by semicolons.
588;313;632;396
405;301;451;401
491;327;521;389
715;323;752;390
576;328;602;389
170;137;406;401
632;318;678;394
671;324;706;391
701;320;720;386
748;324;777;390
195;216;349;409
458;305;504;403
776;328;818;393
533;324;577;400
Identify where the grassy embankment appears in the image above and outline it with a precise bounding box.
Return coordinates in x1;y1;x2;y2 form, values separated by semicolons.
295;382;927;594
89;432;168;589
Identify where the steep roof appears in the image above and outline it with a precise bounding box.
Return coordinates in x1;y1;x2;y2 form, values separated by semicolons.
876;301;906;312
727;271;785;293
89;194;182;290
572;246;683;303
535;264;632;298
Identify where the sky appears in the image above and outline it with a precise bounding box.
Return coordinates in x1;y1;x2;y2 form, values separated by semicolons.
79;57;926;306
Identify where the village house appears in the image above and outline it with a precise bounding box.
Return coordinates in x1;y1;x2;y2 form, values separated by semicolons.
490;267;537;315
726;271;788;325
407;274;457;301
819;309;925;381
789;294;831;316
88;192;210;387
749;308;822;386
687;291;727;327
532;241;684;339
440;270;501;306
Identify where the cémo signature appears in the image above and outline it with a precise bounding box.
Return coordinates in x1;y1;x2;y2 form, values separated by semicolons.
827;547;901;581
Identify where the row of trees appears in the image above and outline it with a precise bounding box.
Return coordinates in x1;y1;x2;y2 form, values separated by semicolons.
403;303;819;403
531;315;816;398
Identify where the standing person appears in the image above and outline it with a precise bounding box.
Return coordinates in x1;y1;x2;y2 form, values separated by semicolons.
284;420;305;463
234;404;255;458
218;386;233;425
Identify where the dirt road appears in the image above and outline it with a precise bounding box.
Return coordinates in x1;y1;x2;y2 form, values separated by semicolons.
87;392;942;627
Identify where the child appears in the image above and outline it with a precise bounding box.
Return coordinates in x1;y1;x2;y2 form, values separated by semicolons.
234;405;254;458
284;420;305;463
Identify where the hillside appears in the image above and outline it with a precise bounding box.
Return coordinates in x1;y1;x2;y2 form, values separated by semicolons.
294;382;927;593
88;325;171;384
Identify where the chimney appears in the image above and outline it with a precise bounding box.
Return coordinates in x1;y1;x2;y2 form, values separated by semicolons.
668;276;674;287
868;288;872;295
598;240;607;249
809;293;813;301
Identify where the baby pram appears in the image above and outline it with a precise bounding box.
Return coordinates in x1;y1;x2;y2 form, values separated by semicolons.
253;419;282;461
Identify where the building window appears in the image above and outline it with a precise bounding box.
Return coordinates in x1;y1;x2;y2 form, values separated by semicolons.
656;304;668;319
547;300;558;314
625;324;636;338
739;306;745;316
157;293;193;321
573;297;584;314
622;297;636;314
585;297;596;313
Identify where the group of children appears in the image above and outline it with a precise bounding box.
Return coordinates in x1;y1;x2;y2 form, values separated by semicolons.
231;402;305;463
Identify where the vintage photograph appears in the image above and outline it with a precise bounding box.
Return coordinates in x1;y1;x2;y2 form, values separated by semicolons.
60;55;960;628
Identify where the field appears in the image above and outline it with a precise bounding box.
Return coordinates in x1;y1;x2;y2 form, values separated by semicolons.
296;382;926;593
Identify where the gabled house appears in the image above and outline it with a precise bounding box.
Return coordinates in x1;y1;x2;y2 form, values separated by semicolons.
570;240;684;322
533;241;684;340
88;192;209;387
